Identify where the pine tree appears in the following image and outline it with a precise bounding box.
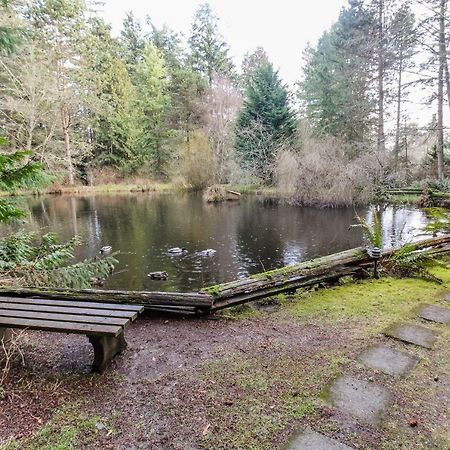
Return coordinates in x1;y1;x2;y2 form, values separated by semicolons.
120;11;145;78
235;62;296;182
136;43;172;176
81;18;140;172
26;0;87;185
241;47;270;87
188;2;234;86
300;1;376;146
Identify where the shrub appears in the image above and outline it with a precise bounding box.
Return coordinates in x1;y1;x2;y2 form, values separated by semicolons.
178;130;216;190
274;130;387;207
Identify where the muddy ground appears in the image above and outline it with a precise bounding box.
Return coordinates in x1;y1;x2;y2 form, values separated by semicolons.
0;276;449;449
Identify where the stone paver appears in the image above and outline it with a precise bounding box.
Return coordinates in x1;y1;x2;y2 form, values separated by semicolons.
419;304;450;324
360;345;419;377
384;322;438;349
327;375;391;425
286;428;354;450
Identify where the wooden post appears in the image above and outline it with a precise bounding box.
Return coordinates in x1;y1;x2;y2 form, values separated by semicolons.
0;327;11;350
88;332;127;373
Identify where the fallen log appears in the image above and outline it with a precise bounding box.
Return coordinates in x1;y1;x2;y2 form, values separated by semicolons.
0;287;214;310
202;235;450;310
1;235;449;314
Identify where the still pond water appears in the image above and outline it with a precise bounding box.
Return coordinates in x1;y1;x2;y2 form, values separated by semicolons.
18;193;427;292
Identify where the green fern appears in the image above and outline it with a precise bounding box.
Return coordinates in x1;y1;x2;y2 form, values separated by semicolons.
351;206;383;249
382;242;444;283
423;207;450;235
0;232;118;289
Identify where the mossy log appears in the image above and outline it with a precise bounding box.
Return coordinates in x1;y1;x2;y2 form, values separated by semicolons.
0;287;213;311
203;235;450;311
1;235;449;314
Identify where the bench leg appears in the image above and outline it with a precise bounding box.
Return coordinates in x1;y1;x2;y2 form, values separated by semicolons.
0;328;12;351
88;331;127;373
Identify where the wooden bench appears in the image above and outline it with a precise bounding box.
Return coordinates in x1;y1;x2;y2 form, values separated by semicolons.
0;297;144;373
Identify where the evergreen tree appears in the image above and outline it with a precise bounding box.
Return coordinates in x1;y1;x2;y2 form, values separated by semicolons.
300;1;376;146
235;62;296;182
148;21;184;70
120;11;145;77
136;43;172;176
390;4;416;164
26;0;87;185
241;47;270;87
81;18;140;172
0;0;20;54
188;2;234;86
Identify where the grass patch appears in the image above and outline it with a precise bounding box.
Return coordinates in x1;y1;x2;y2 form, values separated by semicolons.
0;182;179;198
388;194;421;205
1;407;107;450
193;348;344;450
288;266;450;330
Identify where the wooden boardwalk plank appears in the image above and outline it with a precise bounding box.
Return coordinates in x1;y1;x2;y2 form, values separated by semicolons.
0;309;128;326
0;296;143;312
0;316;121;336
0;302;138;320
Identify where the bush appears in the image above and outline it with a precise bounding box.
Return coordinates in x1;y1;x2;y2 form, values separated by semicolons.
178;130;216;190
274;130;388;207
203;185;226;202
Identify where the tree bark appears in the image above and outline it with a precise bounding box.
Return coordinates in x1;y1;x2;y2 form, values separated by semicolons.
61;105;74;185
436;0;447;181
377;0;385;153
56;38;75;186
394;48;404;166
444;43;450;114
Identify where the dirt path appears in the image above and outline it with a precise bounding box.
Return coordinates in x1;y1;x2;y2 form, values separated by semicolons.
1;275;449;449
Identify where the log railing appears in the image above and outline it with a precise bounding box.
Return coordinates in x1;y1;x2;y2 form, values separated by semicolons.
1;235;449;314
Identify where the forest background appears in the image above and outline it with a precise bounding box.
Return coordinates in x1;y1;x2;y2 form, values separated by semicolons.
1;0;450;207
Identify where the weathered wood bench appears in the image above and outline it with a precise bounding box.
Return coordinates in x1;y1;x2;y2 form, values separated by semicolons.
0;297;144;373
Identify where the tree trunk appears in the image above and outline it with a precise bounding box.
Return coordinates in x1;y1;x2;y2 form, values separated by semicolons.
444;44;450;114
377;0;385;153
56;36;74;186
394;48;404;166
437;0;447;180
61;105;74;185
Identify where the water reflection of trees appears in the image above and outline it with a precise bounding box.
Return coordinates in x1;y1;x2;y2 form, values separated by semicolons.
16;195;425;291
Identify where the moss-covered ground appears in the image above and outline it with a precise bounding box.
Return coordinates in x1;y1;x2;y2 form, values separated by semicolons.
1;267;449;449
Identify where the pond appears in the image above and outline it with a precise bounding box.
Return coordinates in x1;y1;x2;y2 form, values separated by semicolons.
16;193;427;292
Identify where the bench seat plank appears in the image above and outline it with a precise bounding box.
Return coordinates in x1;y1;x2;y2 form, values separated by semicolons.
0;302;138;320
0;309;129;326
0;296;143;313
0;316;122;336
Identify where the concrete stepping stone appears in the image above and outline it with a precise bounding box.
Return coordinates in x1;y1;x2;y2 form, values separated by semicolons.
360;345;419;377
384;322;438;349
286;428;354;450
418;304;450;324
326;375;391;425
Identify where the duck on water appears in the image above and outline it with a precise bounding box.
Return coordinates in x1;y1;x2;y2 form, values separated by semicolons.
167;247;188;255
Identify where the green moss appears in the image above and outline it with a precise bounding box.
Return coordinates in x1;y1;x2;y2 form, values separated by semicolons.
388;194;421;205
1;407;106;450
219;303;260;319
203;285;221;296
288;266;450;330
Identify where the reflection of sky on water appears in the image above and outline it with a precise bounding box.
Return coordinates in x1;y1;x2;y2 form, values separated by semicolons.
2;194;429;291
365;206;427;248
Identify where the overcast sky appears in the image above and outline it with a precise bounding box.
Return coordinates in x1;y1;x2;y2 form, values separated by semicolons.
99;0;348;85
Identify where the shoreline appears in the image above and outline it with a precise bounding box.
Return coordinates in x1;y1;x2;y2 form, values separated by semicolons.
2;182;448;209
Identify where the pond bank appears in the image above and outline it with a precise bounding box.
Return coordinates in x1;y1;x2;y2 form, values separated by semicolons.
1;266;449;449
3;182;450;210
